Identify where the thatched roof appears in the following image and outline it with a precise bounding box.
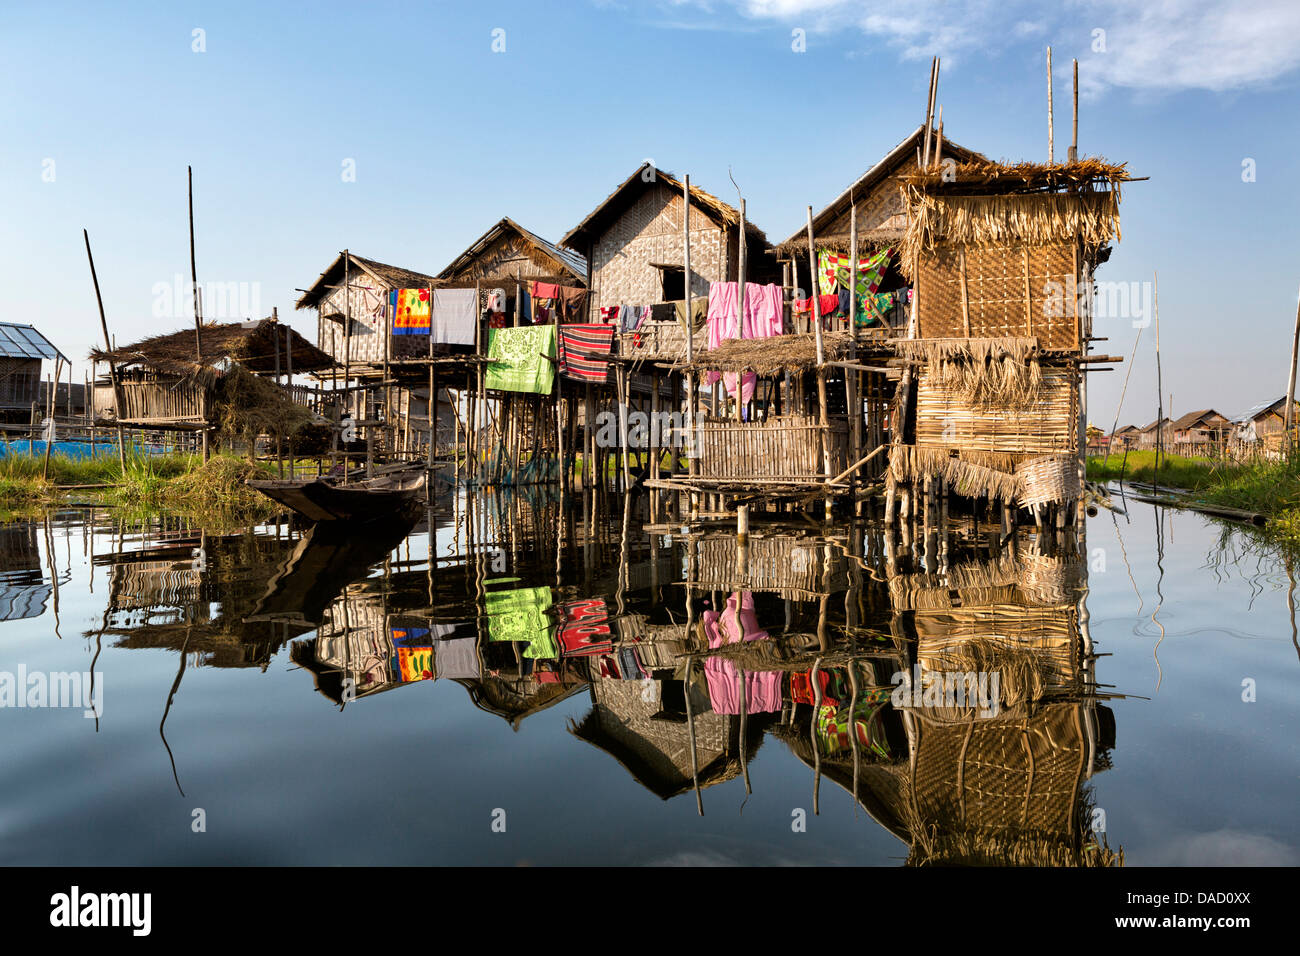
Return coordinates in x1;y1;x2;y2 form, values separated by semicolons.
900;188;1121;273
680;331;854;374
438;217;587;282
561;163;768;251
1169;408;1228;431
89;319;335;376
295;252;441;310
776;125;986;252
904;157;1131;195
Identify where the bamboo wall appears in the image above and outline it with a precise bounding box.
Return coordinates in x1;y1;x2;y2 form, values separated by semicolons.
914;366;1077;457
589;183;726;312
917;240;1081;351
110;379;207;426
694;414;849;481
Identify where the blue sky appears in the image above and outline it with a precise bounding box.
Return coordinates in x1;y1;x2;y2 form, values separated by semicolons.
3;0;1298;426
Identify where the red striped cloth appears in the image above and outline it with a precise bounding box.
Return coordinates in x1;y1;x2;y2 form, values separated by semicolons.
558;324;614;383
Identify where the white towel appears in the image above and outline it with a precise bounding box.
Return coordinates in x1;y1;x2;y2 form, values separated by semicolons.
432;288;478;345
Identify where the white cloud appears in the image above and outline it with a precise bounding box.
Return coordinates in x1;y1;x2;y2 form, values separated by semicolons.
685;0;1300;94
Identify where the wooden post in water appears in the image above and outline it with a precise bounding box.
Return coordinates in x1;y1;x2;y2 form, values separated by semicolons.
1285;283;1300;445
735;198;746;424
684;174;699;519
805;206;831;519
83;230;128;473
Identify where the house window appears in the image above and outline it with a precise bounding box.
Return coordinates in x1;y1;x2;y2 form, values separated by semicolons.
659;266;685;301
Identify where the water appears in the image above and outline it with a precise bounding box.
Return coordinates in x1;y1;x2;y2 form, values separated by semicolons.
0;493;1296;866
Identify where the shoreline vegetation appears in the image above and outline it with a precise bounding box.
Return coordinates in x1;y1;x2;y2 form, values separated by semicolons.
1088;450;1300;544
0;451;280;524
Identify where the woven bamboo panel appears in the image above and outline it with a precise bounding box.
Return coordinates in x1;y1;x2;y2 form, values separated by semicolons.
914;366;1077;457
1016;454;1081;509
616;322;689;361
695;414;849;481
692;534;851;595
918;239;1080;351
909;703;1086;835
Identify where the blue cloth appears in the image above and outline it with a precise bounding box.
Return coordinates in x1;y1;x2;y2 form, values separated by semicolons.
0;440;121;460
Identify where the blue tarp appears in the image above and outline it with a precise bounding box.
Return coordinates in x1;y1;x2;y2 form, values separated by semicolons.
0;440;125;460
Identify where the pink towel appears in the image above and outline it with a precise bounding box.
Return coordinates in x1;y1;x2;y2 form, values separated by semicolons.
701;591;781;715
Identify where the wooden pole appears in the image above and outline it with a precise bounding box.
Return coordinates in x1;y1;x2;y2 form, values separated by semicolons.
83;229;128;473
1070;58;1079;163
921;56;938;169
735;198;746;423
342;250;351;482
684;174;700;516
188;166;202;363
805;206;825;366
1154;271;1164;482
1047;46;1054;164
1286;284;1300;443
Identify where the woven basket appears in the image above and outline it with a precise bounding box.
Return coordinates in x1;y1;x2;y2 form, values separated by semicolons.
1019;553;1083;606
1015;454;1079;508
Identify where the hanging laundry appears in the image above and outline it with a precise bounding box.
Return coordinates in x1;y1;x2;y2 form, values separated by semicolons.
558;598;613;657
857;290;895;327
558;324;615;383
701;591;781;715
650;302;676;324
519;288;532;323
600;306;620;324
485;288;505;313
484;324;557;394
745;282;784;339
485;585;558;660
530;280;561;300
558;285;587;321
431;288;478;345
671;296;709;335
617;304;648;333
618;646;648;680
818;248;893;297
435;636;480;679
391;288;431;335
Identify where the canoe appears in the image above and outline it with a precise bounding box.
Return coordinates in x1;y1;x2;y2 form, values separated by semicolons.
244;513;419;625
247;467;427;523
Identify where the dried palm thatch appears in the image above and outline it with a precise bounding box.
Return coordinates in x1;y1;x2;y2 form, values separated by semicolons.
681;331;853;374
888;444;1022;501
895;337;1043;408
900;189;1121;274
904;157;1130;194
213;363;314;453
90;319;335;378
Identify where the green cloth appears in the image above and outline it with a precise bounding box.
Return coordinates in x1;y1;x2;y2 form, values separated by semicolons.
485;585;557;659
485;325;556;394
671;297;709;336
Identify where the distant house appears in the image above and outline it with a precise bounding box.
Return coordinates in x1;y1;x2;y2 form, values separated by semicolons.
438;217;587;292
1169;409;1230;453
0;323;67;425
1112;424;1142;450
1232;396;1300;452
1135;417;1172;450
561;163;775;357
295;252;443;372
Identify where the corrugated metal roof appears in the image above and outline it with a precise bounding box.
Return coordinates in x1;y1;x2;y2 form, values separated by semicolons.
0;323;65;362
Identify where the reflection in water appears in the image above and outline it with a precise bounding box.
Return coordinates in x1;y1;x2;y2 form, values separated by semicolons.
17;492;1264;867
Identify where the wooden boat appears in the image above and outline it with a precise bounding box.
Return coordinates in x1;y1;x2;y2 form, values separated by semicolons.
247;466;427;523
244;513;419;625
